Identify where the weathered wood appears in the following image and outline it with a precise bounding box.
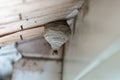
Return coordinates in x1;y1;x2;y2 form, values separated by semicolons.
0;0;84;46
0;0;83;26
0;7;71;36
0;27;44;46
0;0;23;8
0;0;83;18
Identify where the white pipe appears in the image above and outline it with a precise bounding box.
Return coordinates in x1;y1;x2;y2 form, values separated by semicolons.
74;38;120;80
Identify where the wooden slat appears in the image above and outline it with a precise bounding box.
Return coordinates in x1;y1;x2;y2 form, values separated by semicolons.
0;0;81;18
0;0;23;8
0;7;72;36
0;0;84;46
21;1;76;19
0;0;83;35
0;15;20;25
0;27;44;46
0;0;82;25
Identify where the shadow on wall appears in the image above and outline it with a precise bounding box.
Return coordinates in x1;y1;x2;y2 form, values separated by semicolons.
64;0;120;80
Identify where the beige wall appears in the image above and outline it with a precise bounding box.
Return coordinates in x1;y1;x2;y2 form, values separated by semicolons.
64;0;120;80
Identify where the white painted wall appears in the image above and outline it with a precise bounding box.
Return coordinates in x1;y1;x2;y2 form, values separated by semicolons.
81;50;120;80
64;0;120;80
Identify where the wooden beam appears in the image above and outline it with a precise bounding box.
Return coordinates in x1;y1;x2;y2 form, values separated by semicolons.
0;0;82;18
0;0;84;46
0;26;44;46
0;10;67;36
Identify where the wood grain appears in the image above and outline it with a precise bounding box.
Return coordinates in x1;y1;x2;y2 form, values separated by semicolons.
0;26;44;46
0;0;84;46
